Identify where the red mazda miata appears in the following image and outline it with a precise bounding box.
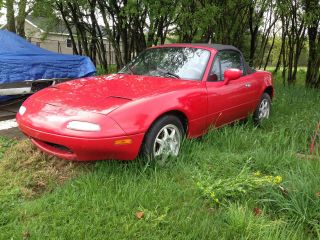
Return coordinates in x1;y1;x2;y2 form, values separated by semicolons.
16;44;274;161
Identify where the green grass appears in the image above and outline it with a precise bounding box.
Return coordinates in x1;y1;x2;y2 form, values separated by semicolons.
0;137;15;159
0;71;319;239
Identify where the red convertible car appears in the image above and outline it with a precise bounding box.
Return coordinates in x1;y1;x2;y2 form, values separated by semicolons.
16;44;273;161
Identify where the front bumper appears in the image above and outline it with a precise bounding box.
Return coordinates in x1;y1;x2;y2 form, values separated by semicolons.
0;79;69;96
17;119;145;161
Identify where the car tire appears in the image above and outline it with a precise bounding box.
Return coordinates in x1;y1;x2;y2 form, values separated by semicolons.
253;93;272;125
142;115;185;162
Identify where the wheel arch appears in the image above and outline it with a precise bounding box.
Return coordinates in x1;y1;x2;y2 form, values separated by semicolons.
264;86;274;99
148;110;189;135
139;110;189;158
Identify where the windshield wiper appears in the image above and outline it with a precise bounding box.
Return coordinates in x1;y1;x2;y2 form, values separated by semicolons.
156;67;180;79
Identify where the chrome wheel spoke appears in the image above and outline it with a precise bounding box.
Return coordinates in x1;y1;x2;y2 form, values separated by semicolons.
156;138;164;145
259;99;270;120
262;101;268;109
155;146;164;156
169;129;176;139
153;124;181;159
259;113;263;119
163;128;169;140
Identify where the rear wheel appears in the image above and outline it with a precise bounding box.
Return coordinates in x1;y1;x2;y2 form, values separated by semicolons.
142;115;184;163
253;93;271;125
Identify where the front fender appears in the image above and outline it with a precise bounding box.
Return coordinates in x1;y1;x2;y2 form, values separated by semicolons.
109;87;208;137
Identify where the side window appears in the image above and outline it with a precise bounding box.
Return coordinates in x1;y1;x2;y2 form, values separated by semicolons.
219;51;243;80
208;57;221;82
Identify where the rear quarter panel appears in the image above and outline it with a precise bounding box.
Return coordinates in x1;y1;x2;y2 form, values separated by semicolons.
256;70;274;96
250;70;274;108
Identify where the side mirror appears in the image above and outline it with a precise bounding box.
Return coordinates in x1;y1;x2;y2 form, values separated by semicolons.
224;68;242;84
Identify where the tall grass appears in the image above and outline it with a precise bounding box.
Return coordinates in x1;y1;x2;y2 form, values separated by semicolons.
0;71;319;239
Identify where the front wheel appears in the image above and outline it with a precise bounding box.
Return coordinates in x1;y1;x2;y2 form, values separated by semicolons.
253;93;272;125
142;115;184;162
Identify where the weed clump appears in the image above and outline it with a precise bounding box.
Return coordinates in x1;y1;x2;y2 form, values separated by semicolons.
195;165;283;206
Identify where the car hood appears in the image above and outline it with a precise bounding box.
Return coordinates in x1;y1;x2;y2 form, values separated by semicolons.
29;74;195;115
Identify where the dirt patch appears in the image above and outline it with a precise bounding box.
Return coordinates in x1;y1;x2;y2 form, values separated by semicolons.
0;127;25;140
0;140;91;199
296;153;320;160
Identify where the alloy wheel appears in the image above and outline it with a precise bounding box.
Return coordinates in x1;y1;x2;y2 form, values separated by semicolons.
153;124;182;159
258;99;270;120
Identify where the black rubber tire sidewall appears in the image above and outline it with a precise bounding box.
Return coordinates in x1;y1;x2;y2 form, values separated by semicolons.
142;115;185;159
253;93;272;125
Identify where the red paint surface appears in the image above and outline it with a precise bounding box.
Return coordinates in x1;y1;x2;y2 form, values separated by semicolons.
17;44;273;161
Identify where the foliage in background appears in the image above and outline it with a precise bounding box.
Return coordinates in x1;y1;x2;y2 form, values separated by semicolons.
96;64;117;75
2;0;315;88
3;0;34;37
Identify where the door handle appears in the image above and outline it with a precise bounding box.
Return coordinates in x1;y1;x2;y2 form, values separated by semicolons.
245;83;251;88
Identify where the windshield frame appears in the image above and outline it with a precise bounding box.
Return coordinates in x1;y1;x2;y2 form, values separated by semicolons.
119;46;212;81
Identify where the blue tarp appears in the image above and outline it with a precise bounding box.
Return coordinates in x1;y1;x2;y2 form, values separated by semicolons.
0;30;96;101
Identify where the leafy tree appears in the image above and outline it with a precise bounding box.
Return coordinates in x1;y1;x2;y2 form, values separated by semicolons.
3;0;318;89
4;0;35;37
304;0;320;88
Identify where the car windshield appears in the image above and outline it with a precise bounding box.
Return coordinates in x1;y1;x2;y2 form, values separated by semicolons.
119;47;210;81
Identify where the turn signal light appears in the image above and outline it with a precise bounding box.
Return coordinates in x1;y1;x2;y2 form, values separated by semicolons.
114;139;133;145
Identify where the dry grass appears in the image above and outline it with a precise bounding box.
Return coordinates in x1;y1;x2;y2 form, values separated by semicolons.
0;140;90;199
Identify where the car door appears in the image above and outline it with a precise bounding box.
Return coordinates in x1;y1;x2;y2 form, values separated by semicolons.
205;50;255;127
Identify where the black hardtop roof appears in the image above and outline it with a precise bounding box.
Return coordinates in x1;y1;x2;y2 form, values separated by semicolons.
190;43;241;52
189;43;254;74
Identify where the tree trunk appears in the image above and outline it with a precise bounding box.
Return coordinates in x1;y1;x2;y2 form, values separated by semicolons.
248;5;258;66
282;34;287;86
67;2;89;57
88;0;97;66
98;0;124;69
248;1;266;67
264;30;276;70
259;16;278;69
147;18;157;47
6;0;16;33
96;22;108;73
287;33;294;85
292;26;306;82
56;2;79;55
305;0;320;88
274;37;284;74
306;25;320;88
16;0;27;38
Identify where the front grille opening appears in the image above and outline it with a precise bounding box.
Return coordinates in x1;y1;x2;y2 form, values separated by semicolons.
44;141;73;153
